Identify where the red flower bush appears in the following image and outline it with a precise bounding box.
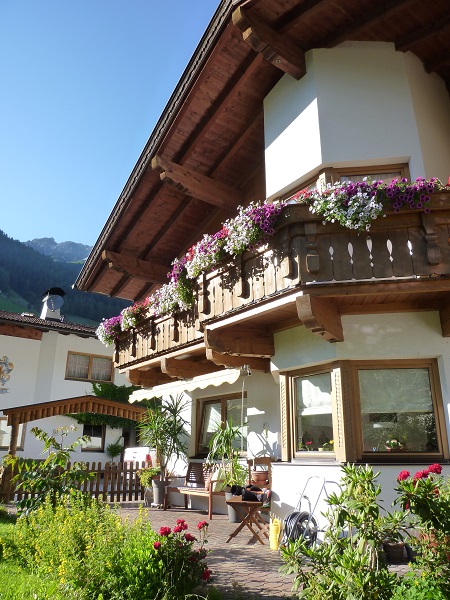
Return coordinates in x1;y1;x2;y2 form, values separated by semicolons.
394;463;450;535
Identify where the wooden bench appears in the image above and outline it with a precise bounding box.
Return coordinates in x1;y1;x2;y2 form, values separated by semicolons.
165;462;225;519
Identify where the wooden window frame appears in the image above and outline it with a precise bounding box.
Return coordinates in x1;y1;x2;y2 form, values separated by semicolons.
282;163;411;201
195;392;248;457
282;358;448;463
81;423;105;452
65;351;114;383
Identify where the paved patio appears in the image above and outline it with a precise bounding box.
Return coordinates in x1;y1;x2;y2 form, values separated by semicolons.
116;503;295;599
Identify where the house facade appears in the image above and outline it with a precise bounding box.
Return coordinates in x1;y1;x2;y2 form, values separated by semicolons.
75;0;450;521
0;309;130;462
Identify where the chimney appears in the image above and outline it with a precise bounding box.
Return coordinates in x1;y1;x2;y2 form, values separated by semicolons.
40;288;65;321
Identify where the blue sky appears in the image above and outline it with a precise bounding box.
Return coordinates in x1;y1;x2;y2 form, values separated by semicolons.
0;1;218;246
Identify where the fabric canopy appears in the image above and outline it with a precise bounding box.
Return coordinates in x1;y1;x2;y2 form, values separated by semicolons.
129;368;241;402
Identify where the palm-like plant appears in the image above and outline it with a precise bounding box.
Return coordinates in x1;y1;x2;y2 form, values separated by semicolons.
137;394;188;481
206;419;247;488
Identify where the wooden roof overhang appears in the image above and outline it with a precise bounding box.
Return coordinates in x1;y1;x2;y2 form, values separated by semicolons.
75;0;450;303
2;395;147;456
2;395;147;427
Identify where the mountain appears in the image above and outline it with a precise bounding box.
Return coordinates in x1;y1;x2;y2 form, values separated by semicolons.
0;230;129;325
26;237;92;262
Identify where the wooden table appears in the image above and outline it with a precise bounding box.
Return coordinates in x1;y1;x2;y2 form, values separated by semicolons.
225;497;270;545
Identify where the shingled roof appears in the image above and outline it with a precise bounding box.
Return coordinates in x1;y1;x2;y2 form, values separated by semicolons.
0;310;97;338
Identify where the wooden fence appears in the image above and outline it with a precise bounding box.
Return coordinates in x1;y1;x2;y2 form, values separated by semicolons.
0;461;147;504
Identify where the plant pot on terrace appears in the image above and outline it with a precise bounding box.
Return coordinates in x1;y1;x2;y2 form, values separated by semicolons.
383;541;406;563
137;394;188;507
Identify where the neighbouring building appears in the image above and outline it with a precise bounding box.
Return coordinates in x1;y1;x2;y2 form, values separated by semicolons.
0;297;134;462
74;0;450;521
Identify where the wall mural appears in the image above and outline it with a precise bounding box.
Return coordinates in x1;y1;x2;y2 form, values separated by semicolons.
0;356;14;393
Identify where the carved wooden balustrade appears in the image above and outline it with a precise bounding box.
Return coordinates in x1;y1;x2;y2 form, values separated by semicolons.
116;192;450;371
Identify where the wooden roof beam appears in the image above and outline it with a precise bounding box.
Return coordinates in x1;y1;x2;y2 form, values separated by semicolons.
161;357;221;379
126;368;172;388
296;295;343;343
151;155;243;208
206;348;270;372
204;326;274;358
396;14;450;52
102;250;168;284
232;6;306;80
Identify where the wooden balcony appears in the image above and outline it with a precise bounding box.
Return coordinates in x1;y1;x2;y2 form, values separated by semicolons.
116;192;450;376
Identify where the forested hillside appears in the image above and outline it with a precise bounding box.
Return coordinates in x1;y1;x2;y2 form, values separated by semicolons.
0;230;129;324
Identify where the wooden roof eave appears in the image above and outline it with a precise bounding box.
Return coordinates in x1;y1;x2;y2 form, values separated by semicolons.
2;395;147;426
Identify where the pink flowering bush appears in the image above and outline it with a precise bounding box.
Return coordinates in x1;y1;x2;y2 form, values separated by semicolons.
394;463;450;535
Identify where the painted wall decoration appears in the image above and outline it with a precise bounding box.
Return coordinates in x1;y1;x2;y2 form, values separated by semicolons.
0;356;14;393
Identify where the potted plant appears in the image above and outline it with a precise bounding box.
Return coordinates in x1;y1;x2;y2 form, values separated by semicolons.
137;394;188;506
206;419;248;522
136;466;161;506
105;437;124;462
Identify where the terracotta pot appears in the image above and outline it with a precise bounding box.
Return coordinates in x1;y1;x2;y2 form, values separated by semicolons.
383;541;405;563
420;530;450;561
251;470;269;487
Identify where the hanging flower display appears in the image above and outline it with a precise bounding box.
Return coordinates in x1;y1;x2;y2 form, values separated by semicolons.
96;177;448;345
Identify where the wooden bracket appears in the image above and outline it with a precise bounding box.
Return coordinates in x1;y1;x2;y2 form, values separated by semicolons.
151;155;242;207
102;250;168;284
204;326;274;357
420;212;441;266
126;368;172;387
161;357;219;379
232;6;306;80
206;348;270;372
296;294;343;342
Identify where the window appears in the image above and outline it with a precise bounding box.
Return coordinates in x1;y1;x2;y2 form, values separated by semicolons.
81;423;105;451
284;359;446;461
0;418;25;450
357;363;441;455
197;393;247;455
66;352;113;382
295;371;333;452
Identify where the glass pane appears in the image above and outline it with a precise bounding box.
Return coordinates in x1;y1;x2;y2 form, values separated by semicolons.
66;353;89;379
227;397;247;452
340;171;401;183
91;357;113;381
296;373;333;451
198;401;222;454
359;368;438;453
82;424;103;450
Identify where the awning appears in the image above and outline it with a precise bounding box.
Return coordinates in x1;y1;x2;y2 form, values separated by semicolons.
129;368;241;403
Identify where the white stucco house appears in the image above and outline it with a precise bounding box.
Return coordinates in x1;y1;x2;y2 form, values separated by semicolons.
74;0;450;521
0;300;132;463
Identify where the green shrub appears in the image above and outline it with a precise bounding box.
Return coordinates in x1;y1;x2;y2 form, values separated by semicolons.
280;464;404;600
3;426;94;514
391;572;447;599
2;493;210;599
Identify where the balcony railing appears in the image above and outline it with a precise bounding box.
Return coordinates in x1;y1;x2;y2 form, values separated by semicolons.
116;192;450;371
